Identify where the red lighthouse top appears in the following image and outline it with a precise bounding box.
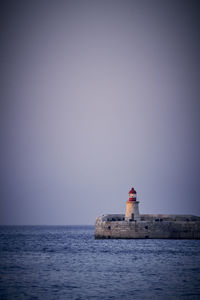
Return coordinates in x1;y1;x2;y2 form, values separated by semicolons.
129;187;137;194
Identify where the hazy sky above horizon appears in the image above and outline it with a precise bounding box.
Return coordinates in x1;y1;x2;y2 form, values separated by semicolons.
1;0;200;225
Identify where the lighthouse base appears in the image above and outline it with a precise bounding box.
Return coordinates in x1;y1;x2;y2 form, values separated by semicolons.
125;201;140;222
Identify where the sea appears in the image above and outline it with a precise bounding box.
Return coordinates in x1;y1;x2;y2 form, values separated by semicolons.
0;226;200;300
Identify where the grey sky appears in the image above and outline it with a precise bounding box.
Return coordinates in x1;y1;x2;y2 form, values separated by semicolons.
1;0;200;225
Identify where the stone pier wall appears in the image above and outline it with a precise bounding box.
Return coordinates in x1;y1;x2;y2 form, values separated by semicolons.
95;214;200;239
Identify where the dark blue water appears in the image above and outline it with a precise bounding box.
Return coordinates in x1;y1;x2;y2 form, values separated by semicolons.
0;226;200;299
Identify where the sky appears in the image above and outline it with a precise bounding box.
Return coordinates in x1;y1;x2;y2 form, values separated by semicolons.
0;0;200;225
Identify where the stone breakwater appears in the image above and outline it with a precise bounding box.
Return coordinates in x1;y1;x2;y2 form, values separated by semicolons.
95;214;200;239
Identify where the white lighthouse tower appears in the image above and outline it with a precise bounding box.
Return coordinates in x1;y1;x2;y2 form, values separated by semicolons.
125;187;141;221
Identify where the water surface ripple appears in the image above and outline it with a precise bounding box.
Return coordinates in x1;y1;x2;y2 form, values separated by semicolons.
0;226;200;299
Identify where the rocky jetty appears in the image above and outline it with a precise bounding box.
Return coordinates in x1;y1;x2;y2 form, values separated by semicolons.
95;214;200;239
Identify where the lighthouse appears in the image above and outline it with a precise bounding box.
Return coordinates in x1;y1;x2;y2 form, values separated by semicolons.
125;187;141;221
